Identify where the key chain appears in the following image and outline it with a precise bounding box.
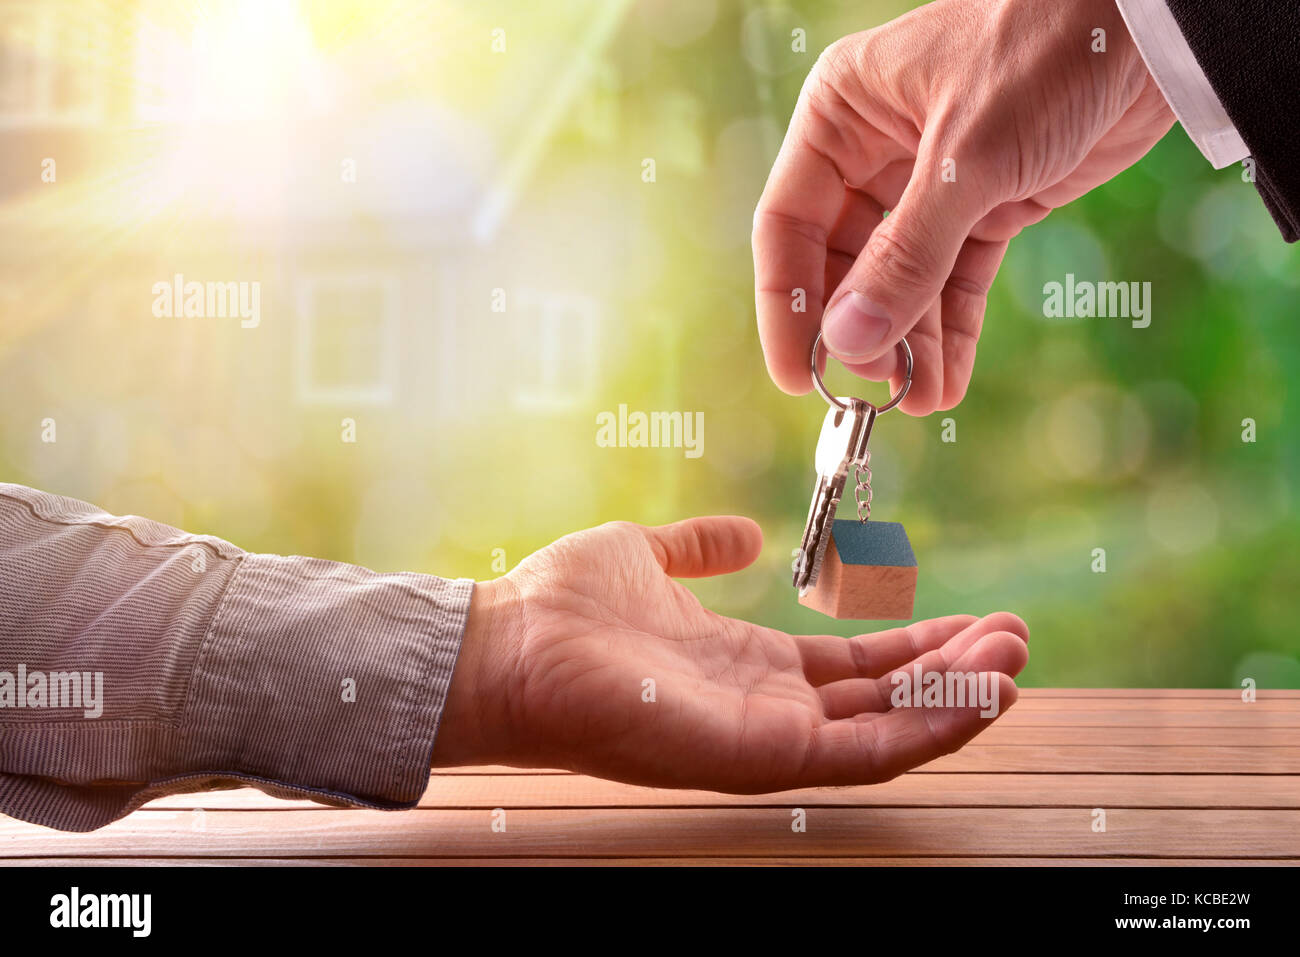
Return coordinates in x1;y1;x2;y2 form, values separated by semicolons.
793;333;917;620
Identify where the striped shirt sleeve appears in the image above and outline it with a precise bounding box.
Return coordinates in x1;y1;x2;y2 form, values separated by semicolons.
0;483;473;832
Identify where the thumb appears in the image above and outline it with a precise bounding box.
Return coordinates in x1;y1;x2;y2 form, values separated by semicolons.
821;144;988;364
637;516;764;578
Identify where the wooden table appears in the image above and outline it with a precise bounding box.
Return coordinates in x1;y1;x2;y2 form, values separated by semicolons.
3;689;1298;866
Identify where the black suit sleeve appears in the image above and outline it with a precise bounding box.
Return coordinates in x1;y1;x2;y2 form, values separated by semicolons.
1165;0;1300;241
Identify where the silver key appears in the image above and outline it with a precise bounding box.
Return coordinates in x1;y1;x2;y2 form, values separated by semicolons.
793;397;877;594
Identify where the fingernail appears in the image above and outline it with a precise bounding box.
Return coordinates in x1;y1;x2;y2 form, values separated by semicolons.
822;292;891;359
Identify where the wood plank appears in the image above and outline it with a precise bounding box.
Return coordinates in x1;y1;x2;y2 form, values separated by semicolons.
414;772;1300;809
1015;689;1300;699
996;709;1300;727
923;746;1300;773
1010;698;1300;711
430;766;570;775
977;726;1300;746
425;737;1299;783
138;772;1300;812
3;808;1298;859
4;857;1296;867
429;712;1300;735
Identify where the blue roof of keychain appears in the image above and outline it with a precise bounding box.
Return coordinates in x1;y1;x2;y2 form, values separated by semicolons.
831;518;916;568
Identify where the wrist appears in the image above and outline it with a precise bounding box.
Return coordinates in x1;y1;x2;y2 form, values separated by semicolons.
430;575;524;767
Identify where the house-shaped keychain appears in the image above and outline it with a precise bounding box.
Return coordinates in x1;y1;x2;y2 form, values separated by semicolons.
798;518;917;620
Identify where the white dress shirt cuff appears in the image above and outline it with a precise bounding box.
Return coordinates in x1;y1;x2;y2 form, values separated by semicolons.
1115;0;1250;168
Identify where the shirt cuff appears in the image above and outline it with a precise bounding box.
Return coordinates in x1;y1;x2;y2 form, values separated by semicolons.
1115;0;1250;168
181;554;474;810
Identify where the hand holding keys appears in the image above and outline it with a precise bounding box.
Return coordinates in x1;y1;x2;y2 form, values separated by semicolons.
794;335;918;620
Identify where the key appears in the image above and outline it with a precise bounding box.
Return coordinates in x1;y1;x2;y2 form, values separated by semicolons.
792;397;876;594
795;334;918;620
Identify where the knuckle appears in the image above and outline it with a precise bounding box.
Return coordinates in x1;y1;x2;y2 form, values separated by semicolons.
847;635;872;675
980;610;1029;641
945;270;993;299
752;207;828;254
939;328;979;386
869;227;942;295
805;31;871;100
811;35;853;79
601;520;640;537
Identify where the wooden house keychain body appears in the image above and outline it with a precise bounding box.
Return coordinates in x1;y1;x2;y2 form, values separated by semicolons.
793;333;917;620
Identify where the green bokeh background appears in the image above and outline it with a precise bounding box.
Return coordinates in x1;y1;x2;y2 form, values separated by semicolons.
1;0;1296;689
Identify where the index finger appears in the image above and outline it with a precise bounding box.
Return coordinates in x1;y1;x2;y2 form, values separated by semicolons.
752;73;902;394
794;614;979;685
752;123;845;394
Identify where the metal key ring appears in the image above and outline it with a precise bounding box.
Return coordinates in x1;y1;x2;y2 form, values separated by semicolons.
810;332;913;414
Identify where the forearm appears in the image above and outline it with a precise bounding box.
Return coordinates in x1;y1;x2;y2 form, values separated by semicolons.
0;483;472;832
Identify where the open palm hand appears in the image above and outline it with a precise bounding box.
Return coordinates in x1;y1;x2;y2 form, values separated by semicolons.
435;516;1028;793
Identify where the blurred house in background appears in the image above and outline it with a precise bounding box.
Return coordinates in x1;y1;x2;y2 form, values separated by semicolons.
0;0;617;426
